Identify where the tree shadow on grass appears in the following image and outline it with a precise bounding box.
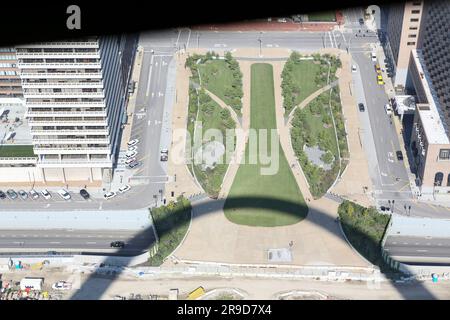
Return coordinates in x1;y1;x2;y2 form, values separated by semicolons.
69;195;436;300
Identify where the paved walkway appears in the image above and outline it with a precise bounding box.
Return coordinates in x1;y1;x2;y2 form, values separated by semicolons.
170;48;370;268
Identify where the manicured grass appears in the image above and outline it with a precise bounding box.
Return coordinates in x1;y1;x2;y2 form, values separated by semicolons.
186;86;236;198
307;11;336;22
224;63;307;227
149;196;192;266
290;61;323;106
338;200;398;274
0;145;36;158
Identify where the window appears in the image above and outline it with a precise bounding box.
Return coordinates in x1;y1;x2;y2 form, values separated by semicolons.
447;174;450;187
408;34;417;38
410;18;419;22
409;27;418;30
411;10;421;14
412;1;421;5
439;149;450;160
407;42;416;45
435;172;444;186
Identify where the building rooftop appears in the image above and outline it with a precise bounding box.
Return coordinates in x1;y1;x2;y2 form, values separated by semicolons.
412;49;450;145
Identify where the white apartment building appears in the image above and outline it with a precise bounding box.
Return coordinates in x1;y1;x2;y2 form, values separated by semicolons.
16;35;137;184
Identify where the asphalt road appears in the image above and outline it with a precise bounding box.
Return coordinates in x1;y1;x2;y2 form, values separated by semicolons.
385;235;450;261
0;230;153;255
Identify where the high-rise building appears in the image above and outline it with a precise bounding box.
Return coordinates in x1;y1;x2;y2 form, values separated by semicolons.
395;0;450;199
385;1;424;93
16;35;137;184
0;47;23;97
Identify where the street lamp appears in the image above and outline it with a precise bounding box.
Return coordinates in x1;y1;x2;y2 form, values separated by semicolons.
153;194;158;207
408;205;411;216
391;200;395;213
404;204;407;215
159;189;163;201
258;32;262;57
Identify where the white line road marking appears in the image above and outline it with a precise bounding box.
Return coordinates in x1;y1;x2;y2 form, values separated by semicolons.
145;54;155;97
86;242;97;244
186;29;191;50
148;120;151;126
175;29;181;48
417;249;428;252
49;242;60;244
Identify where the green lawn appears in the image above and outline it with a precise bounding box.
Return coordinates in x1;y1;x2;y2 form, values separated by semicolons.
198;59;242;115
224;63;307;227
186;86;236;198
149;196;192;266
0;145;36;158
307;11;336;22
290;61;323;106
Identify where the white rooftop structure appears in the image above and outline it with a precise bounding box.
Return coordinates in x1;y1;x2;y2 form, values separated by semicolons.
412;49;450;145
0;97;25;107
393;95;416;116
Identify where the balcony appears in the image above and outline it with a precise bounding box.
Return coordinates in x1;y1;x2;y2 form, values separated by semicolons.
34;146;110;154
24;92;104;99
20;72;102;79
28;119;108;126
37;158;112;168
33;138;109;144
18;62;101;69
22;82;103;89
26;101;105;107
26;111;106;117
31;129;109;135
16;42;99;48
16;52;100;59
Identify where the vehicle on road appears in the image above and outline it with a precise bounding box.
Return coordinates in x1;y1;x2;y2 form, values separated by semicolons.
160;154;168;161
377;75;384;85
104;191;116;200
277;18;287;23
18;190;28;200
124;157;136;165
128;146;138;152
371;52;377;62
161;148;169;154
359;18;364;25
29;189;39;200
110;241;125;248
52;281;72;290
126;150;137;158
385;103;393;115
57;189;71;201
380;206;387;212
128;161;140;169
6;189;18;200
375;64;381;74
351;65;357;72
118;185;131;193
396;151;404;161
358;103;365;112
0;190;6;199
127;139;139;147
80;189;90;200
41;189;51;199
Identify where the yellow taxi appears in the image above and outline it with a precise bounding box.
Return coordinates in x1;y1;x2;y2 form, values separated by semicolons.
375;64;382;74
377;75;384;85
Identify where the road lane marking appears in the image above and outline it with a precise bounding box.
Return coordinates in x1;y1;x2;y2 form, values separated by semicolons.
49;242;60;244
86;242;97;244
145;54;155;97
175;29;181;48
185;29;191;50
417;249;428;252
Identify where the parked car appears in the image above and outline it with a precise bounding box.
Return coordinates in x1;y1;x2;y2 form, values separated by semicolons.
6;189;18;200
29;189;39;200
110;241;125;248
359;18;364;25
41;189;52;199
104;191;116;200
124;157;136;165
80;189;90;200
351;64;357;72
371;52;377;62
277;18;287;23
118;185;131;193
125;150;137;158
375;64;382;74
127;139;139;147
18;190;28;200
385;103;393;115
0;190;6;199
396;151;404;161
57;189;71;200
358;103;365;112
128;146;138;152
52;281;72;290
380;206;387;212
160;148;169;154
128;161;140;169
160;154;168;162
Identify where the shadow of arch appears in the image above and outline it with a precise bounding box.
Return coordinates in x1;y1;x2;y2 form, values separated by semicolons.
69;195;436;300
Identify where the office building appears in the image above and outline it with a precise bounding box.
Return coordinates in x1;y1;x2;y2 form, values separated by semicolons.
0;47;22;97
